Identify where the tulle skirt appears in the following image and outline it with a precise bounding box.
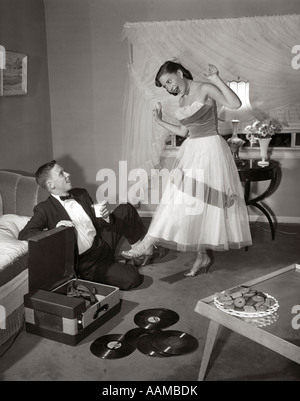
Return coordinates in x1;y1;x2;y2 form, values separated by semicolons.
147;134;252;252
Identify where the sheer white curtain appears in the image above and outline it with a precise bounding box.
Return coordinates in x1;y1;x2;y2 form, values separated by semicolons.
122;14;300;174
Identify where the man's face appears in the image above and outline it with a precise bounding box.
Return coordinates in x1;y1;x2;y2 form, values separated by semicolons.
48;164;72;195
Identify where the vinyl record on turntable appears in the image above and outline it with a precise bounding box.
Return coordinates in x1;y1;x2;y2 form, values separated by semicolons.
134;308;180;330
90;334;135;359
150;330;199;356
137;334;172;358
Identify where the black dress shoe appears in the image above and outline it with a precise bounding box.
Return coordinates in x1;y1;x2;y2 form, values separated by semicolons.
152;246;169;262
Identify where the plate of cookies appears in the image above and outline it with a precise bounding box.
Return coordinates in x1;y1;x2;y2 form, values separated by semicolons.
214;286;279;318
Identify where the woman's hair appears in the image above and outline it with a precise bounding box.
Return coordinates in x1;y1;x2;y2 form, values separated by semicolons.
155;61;193;87
35;160;57;190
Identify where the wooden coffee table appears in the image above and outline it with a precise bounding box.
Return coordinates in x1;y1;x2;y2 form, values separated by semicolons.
194;264;300;380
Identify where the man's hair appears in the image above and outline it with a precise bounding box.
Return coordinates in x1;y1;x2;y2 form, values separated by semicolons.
35;160;57;190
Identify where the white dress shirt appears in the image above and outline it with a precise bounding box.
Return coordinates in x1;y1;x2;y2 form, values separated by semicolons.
52;194;96;254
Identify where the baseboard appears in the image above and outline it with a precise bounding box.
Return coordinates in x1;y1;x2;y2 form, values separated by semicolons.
138;210;155;218
138;210;300;224
248;215;300;224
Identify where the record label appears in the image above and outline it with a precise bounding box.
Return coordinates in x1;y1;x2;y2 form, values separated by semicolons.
147;316;161;324
106;341;122;350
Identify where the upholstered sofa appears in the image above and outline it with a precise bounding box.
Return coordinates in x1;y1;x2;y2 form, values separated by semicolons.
0;170;48;355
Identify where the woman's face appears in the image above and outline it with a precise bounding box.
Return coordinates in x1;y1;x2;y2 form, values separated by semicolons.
159;70;184;96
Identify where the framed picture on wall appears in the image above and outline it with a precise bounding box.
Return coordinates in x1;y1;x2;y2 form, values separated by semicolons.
0;51;27;96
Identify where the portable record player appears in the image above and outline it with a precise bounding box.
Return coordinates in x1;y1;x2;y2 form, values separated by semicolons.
24;226;121;346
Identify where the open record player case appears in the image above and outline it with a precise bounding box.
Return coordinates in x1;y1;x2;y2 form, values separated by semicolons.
24;227;121;346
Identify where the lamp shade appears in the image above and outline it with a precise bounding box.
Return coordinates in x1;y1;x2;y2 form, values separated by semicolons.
0;45;6;69
218;80;255;122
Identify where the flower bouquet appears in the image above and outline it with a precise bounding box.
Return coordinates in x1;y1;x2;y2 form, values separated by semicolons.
245;119;282;140
244;119;282;166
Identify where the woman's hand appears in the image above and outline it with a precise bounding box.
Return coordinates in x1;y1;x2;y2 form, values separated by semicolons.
203;64;219;82
152;101;186;137
203;64;241;109
153;102;163;123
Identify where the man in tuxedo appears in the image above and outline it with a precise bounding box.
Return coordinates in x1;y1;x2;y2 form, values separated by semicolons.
19;160;147;290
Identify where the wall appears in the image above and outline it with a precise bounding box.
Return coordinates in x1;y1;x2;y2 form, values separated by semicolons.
1;0;298;221
43;0;300;204
0;0;52;174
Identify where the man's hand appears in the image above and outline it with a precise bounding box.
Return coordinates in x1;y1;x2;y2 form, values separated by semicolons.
93;200;110;222
56;220;75;228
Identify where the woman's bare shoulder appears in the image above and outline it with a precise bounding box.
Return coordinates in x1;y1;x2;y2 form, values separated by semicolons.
190;81;210;103
196;81;213;91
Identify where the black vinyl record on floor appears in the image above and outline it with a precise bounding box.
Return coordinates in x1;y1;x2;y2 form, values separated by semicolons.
123;327;149;348
150;330;199;355
90;334;135;359
137;334;172;358
134;308;180;330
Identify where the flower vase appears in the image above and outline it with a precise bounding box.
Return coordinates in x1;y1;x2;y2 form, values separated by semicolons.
257;138;271;166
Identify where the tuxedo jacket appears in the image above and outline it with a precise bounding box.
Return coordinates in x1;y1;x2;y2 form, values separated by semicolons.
18;188;113;256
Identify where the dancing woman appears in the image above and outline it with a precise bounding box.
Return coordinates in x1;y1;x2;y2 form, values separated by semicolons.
122;61;252;277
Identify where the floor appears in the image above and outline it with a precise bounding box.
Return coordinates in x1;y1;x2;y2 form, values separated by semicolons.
1;222;300;381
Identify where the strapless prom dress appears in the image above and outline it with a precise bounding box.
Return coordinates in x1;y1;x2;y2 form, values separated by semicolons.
147;100;252;252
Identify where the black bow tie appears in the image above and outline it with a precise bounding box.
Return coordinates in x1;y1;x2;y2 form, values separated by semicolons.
60;193;74;201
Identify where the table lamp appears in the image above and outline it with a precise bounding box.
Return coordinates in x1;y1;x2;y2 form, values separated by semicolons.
218;80;255;166
0;45;6;96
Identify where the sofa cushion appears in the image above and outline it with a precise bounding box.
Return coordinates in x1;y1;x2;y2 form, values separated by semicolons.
0;214;30;270
0;214;30;239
